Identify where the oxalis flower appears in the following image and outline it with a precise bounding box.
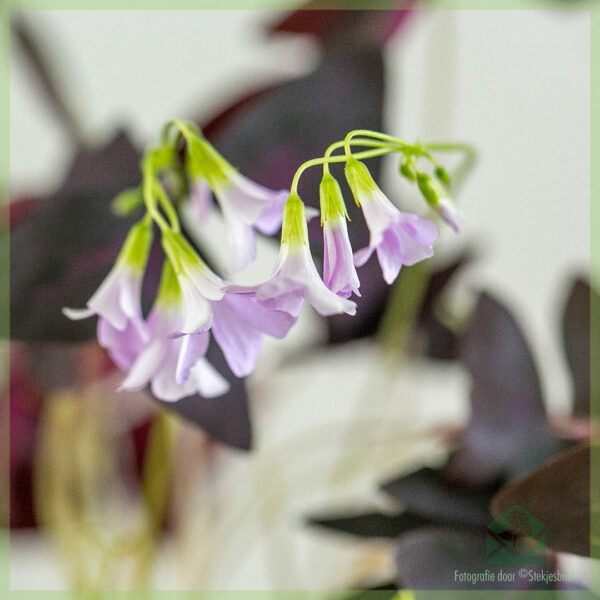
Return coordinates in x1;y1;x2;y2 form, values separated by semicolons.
319;173;360;299
187;138;288;274
228;194;357;318
345;157;439;285
63;218;153;369
119;261;229;402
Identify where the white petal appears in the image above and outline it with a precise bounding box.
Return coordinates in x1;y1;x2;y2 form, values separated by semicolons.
190;359;230;398
62;307;95;320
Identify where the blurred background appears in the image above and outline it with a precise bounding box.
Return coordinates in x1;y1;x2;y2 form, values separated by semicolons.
7;7;591;592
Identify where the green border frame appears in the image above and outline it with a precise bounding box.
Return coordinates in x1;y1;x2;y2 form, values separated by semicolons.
2;1;597;598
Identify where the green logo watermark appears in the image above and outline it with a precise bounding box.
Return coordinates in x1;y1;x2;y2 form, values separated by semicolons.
486;505;546;565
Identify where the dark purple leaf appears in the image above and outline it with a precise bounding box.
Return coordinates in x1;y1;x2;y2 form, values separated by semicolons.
270;5;417;49
446;292;562;485
394;527;556;591
381;466;496;528
561;278;595;417
10;131;142;342
308;509;437;538
156;338;252;451
491;443;590;557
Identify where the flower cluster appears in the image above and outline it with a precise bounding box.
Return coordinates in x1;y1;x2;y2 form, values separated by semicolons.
65;122;468;402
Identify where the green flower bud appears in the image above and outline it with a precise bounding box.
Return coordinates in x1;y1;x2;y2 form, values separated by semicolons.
399;162;416;182
112;186;143;216
434;166;451;188
417;173;444;208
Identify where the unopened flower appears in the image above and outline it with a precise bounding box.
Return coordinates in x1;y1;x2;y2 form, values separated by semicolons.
319;173;360;298
187;138;288;273
346;157;439;284
417;172;462;233
63;218;153;358
229;194;357;317
119;261;229;402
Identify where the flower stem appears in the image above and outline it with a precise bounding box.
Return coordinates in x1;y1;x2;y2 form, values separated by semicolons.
290;146;396;195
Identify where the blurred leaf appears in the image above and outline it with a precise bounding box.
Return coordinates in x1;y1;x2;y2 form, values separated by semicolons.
394;527;556;591
270;4;417;49
445;292;562;485
156;339;252;451
561;278;598;417
12;15;83;145
308;509;437;538
381;466;496;528
417;250;472;360
491;443;590;557
10;131;141;342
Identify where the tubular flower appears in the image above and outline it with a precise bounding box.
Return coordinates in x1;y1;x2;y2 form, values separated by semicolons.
161;230;225;336
346;157;439;284
63;218;153;362
319;173;360;299
119;261;229;402
187;138;288;273
229;194;357;318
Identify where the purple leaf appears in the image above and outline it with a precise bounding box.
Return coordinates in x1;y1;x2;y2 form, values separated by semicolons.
446;292;562;485
381;466;496;528
308;509;438;539
155;338;252;451
561;278;595;417
10;131;142;342
269;5;417;49
394;527;556;590
491;443;590;557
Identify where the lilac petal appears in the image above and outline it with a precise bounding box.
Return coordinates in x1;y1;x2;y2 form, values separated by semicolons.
323;220;360;297
396;228;435;266
399;213;439;246
212;299;263;378
88;266;142;330
222;294;296;339
175;332;210;385
353;245;375;268
438;198;463;233
97;317;147;371
253;190;288;234
191;179;214;221
224;211;257;274
176;277;214;335
190;359;230;398
216;172;283;225
255;276;306;317
151;341;199;402
119;338;168;391
376;229;405;284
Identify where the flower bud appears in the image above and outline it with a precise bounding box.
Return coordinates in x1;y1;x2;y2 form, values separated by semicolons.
399;162;416;182
417;173;443;207
434;166;451;187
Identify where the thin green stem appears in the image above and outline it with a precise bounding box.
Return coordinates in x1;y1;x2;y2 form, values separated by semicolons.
422;142;477;192
290;146;397;195
153;179;180;233
142;160;170;233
